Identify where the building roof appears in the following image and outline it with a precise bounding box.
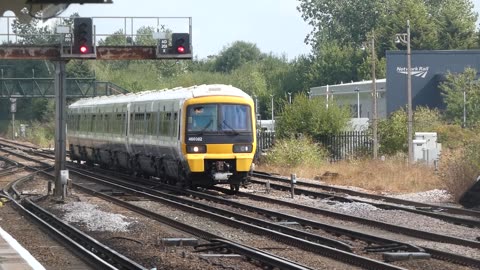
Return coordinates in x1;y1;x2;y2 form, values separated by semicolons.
310;79;386;96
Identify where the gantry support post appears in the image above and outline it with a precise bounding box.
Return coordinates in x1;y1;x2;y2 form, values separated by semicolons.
53;60;68;198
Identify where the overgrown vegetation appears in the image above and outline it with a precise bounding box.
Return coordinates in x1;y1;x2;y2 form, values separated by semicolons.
263;136;328;168
275;94;350;139
440;141;480;201
257;157;443;193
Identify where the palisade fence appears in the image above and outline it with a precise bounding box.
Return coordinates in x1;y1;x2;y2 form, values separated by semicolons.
256;130;373;162
315;131;373;162
256;130;276;157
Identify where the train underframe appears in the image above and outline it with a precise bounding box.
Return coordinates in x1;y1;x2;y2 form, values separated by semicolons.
69;144;251;192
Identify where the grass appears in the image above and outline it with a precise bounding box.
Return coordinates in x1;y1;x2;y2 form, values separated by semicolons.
256;157;444;194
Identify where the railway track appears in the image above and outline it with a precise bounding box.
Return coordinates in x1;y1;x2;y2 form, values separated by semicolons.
0;146;317;269
2;138;480;269
70;165;480;269
252;171;480;225
1;167;140;269
69;167;402;270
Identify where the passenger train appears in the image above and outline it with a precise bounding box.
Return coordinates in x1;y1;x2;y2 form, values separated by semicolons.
67;84;256;191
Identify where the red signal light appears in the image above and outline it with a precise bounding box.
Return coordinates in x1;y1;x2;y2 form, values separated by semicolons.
177;46;185;54
80;45;88;54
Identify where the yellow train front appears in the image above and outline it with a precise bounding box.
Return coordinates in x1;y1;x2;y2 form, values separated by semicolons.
181;89;256;191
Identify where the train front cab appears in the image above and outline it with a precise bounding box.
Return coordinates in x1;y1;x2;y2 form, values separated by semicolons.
181;96;256;190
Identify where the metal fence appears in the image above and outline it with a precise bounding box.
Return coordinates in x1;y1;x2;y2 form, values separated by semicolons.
257;130;276;152
256;131;372;162
316;131;372;161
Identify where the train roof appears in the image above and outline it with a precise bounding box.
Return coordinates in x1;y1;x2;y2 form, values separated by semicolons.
69;84;252;108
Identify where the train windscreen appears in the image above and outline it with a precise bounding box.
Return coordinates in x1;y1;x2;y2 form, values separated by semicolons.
187;104;252;133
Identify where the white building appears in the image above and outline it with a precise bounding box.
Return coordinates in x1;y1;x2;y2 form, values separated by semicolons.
310;79;387;119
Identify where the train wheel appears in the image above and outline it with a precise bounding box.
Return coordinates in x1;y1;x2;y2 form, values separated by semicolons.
230;184;240;193
159;166;168;184
176;168;191;189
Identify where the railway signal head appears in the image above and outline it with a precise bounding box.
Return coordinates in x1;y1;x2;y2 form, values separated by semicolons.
171;33;191;55
73;17;93;55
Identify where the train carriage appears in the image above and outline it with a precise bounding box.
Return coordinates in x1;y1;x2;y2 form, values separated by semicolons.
67;84;256;191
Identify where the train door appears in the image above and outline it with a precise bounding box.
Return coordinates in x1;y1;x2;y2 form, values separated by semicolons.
172;101;181;158
125;103;131;154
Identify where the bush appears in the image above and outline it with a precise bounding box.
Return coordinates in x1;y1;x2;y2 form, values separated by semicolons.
434;124;478;149
378;106;443;156
262;136;328;167
440;144;480;202
276;94;350;139
23;121;55;148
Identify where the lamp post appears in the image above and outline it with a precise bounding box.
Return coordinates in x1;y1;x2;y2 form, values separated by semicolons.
354;88;360;118
396;20;413;164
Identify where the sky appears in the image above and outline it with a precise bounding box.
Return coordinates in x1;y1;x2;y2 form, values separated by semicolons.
61;0;313;60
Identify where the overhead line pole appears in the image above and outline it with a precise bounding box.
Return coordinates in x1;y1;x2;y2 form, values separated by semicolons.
53;60;68;198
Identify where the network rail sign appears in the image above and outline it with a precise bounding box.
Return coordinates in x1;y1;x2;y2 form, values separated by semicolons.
386;50;480;115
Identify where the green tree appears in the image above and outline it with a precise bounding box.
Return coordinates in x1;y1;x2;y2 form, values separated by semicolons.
98;29;127;46
297;0;385;48
435;0;478;49
309;40;364;86
276;94;350;138
214;41;263;73
439;67;480;127
283;55;314;94
135;26;157;46
375;0;439;57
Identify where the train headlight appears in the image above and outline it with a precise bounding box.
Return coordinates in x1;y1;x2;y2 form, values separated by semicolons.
187;145;206;153
233;144;253;153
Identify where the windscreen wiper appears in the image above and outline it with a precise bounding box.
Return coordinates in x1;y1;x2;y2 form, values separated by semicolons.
222;120;239;135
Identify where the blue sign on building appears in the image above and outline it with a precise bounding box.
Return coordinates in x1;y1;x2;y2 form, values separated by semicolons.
386;50;480;115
